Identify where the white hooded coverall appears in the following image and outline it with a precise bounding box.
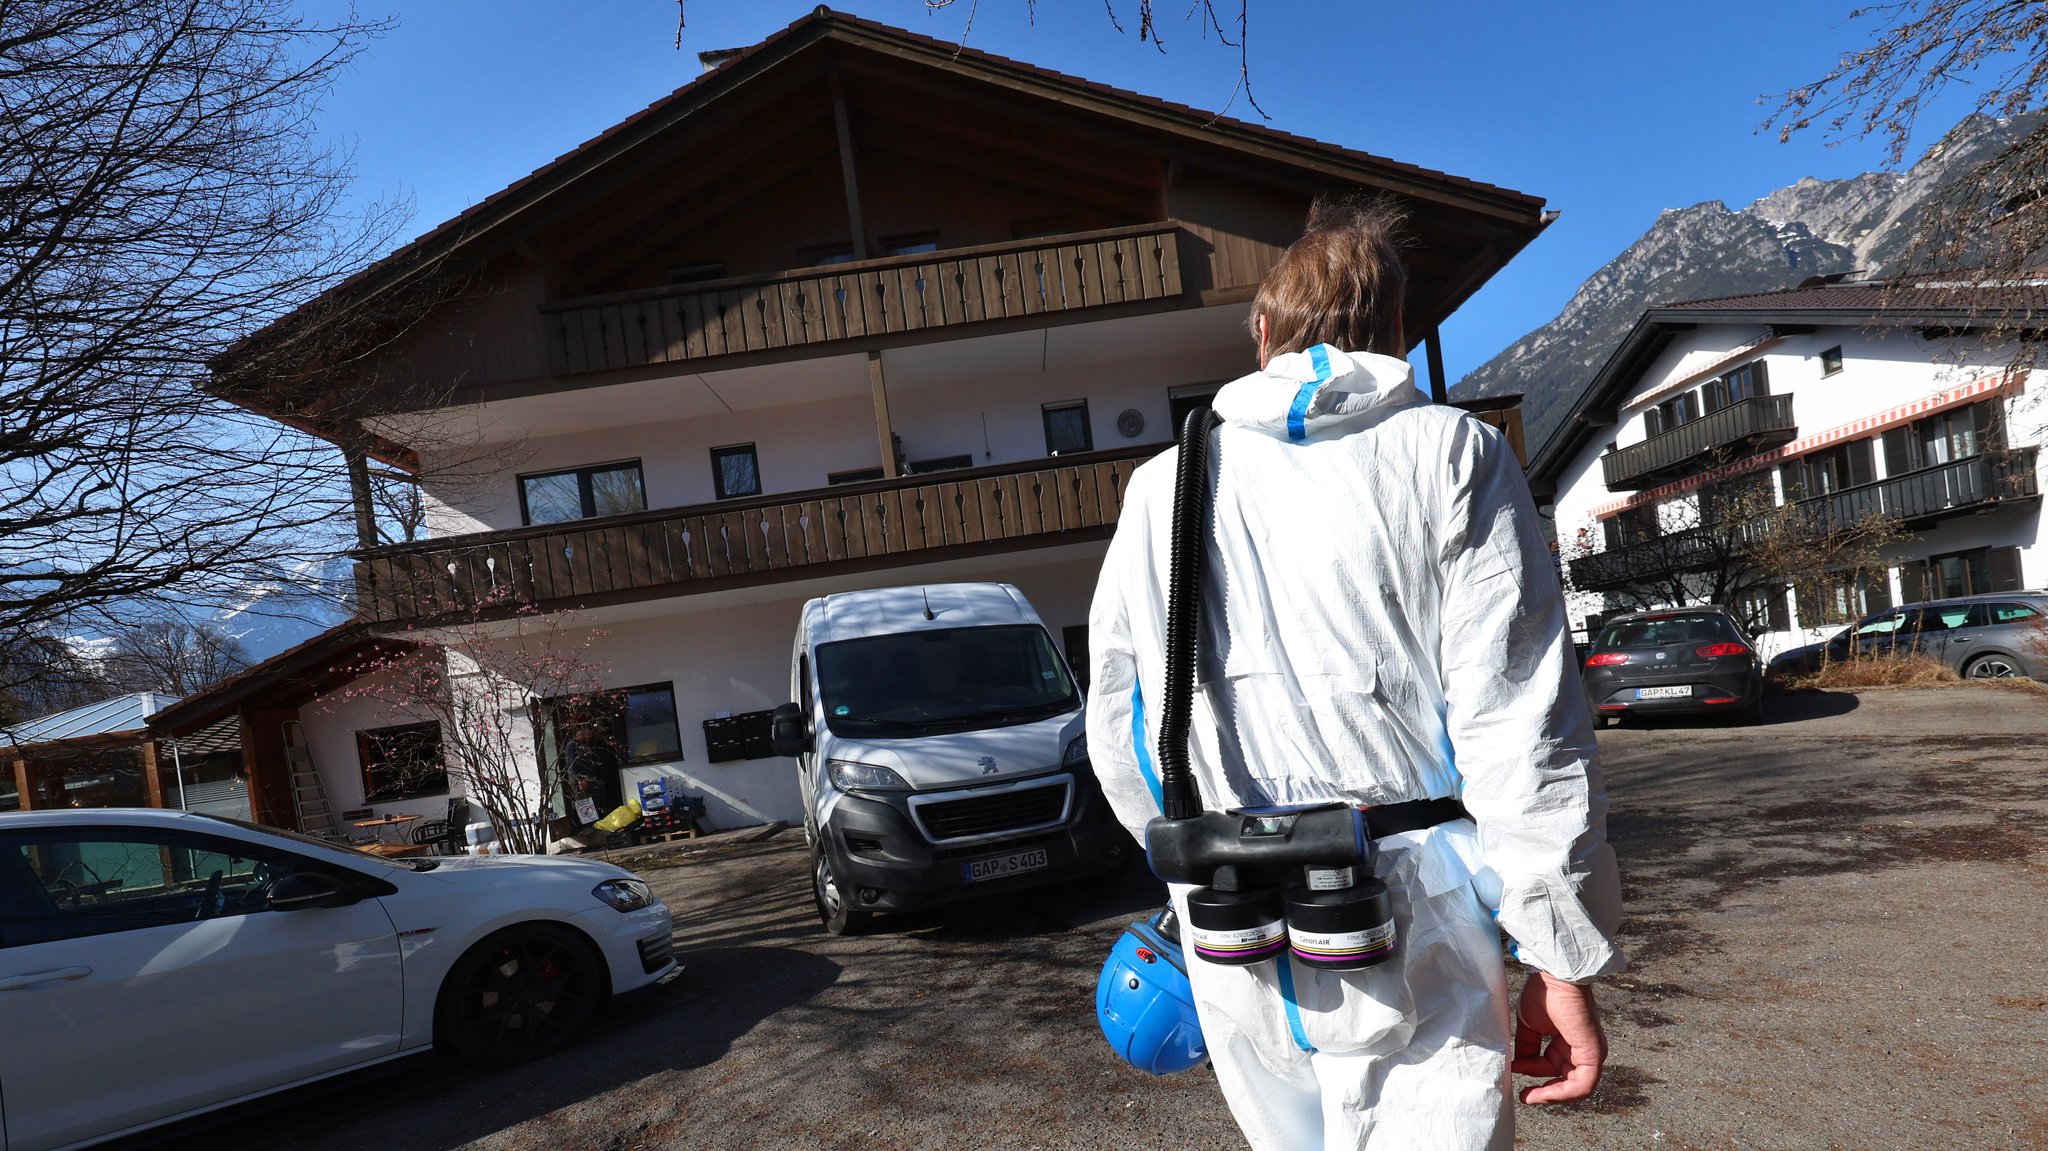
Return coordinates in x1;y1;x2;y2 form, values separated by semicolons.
1086;346;1625;1151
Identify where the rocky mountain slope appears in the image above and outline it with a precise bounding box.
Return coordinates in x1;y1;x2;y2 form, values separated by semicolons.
1456;111;2046;457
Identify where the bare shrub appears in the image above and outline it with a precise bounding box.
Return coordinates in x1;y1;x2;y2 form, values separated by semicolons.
1794;654;1962;690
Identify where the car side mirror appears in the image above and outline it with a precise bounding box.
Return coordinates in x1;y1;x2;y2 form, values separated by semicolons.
268;871;356;912
769;701;812;757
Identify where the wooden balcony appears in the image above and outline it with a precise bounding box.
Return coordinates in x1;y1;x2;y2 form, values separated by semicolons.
541;223;1185;378
1601;395;1797;491
352;447;1158;624
1569;448;2041;592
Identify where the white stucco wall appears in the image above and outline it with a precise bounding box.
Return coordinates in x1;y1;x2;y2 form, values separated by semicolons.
1552;322;2048;657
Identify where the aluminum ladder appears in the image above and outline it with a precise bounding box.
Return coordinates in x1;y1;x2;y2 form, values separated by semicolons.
282;720;340;838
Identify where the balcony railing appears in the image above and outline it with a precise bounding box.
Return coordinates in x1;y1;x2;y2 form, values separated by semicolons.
352;447;1158;624
1570;448;2040;591
1601;395;1797;490
541;223;1185;378
1797;447;2039;527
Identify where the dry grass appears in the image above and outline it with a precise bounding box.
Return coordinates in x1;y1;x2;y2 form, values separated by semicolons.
1786;654;1961;691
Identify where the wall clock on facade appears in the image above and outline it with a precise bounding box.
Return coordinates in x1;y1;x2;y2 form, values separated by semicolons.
1116;408;1145;438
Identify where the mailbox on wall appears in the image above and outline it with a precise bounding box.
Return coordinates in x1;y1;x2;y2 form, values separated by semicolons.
702;710;776;762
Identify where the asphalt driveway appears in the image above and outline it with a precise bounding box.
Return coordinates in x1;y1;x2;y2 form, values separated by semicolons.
138;685;2048;1151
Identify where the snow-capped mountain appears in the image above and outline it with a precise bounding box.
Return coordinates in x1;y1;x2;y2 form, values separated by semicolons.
1457;111;2048;456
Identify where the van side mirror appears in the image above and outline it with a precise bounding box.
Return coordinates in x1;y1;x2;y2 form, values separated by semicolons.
770;701;812;757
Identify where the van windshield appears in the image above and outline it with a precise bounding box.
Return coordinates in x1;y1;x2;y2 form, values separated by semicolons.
815;625;1080;738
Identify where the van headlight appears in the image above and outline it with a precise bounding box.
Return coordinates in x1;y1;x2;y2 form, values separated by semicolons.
592;878;653;912
827;759;911;792
1062;733;1089;768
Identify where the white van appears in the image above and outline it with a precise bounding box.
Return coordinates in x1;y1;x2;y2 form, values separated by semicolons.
770;582;1129;934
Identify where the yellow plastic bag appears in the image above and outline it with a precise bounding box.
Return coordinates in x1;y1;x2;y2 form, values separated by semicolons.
593;799;642;833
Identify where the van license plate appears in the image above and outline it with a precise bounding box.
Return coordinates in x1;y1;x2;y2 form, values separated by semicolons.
964;848;1049;882
1635;686;1691;700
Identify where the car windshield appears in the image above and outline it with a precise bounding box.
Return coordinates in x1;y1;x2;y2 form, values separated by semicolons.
815;624;1080;738
1595;613;1741;649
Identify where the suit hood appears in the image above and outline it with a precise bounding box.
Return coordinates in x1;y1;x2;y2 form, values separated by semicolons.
1210;344;1429;441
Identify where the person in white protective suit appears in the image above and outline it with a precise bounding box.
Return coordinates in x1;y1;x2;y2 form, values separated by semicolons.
1086;198;1625;1151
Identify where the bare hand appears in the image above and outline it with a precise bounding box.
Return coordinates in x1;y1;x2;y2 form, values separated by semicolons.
1513;971;1605;1105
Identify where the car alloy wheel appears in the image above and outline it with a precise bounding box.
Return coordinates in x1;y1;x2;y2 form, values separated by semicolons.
438;924;604;1066
811;840;871;936
1965;655;2022;680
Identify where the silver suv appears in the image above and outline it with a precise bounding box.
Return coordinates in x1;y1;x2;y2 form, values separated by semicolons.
1768;591;2048;680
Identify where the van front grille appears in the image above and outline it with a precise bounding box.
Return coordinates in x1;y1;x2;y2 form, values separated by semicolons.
915;781;1070;841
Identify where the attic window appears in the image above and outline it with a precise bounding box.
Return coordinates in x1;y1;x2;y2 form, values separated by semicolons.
1820;345;1844;376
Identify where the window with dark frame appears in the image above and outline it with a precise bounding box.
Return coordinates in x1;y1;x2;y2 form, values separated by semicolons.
519;462;647;526
711;444;761;499
1820;346;1844;375
668;261;726;285
801;242;857;266
882;232;939;256
355;721;448;803
907;454;973;474
1043;401;1093;456
539;683;684;772
1169;384;1223;432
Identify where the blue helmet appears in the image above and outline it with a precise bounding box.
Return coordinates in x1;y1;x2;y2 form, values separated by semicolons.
1097;906;1207;1075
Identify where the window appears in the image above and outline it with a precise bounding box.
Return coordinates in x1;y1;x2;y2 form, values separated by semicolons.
1783;439;1875;499
539;683;683;773
1012;216;1076;240
1799;570;1890;627
881;232;939;257
1169;384;1223;432
1922;545;2023;599
1043;401;1093;456
519;462;646;526
1062;624;1090;691
711;444;761;499
1;829;319;945
828;466;884;486
668;261;726;285
1601;504;1661;549
801;242;857;266
1885;402;1998;475
1643;392;1699;437
356;722;447;803
1820;346;1844;376
1723;360;1770;405
907;454;973;474
1735;585;1791;634
1988;601;2042;624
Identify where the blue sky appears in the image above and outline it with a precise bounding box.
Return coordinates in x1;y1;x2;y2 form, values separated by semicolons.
309;1;1977;383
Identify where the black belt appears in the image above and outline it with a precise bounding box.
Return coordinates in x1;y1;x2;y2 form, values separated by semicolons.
1364;797;1470;840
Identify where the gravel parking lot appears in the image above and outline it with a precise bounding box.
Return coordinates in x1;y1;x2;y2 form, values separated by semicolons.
145;685;2048;1151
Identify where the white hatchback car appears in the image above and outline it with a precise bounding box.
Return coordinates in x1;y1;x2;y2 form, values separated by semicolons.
0;808;676;1151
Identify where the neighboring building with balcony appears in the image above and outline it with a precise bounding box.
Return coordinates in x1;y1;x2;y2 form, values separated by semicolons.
1529;277;2047;658
158;10;1547;835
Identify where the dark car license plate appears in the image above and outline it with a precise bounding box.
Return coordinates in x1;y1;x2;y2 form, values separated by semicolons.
963;848;1049;882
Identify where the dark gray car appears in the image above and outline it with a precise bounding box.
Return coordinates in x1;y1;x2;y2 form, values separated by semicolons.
1767;592;2048;680
1583;607;1764;724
